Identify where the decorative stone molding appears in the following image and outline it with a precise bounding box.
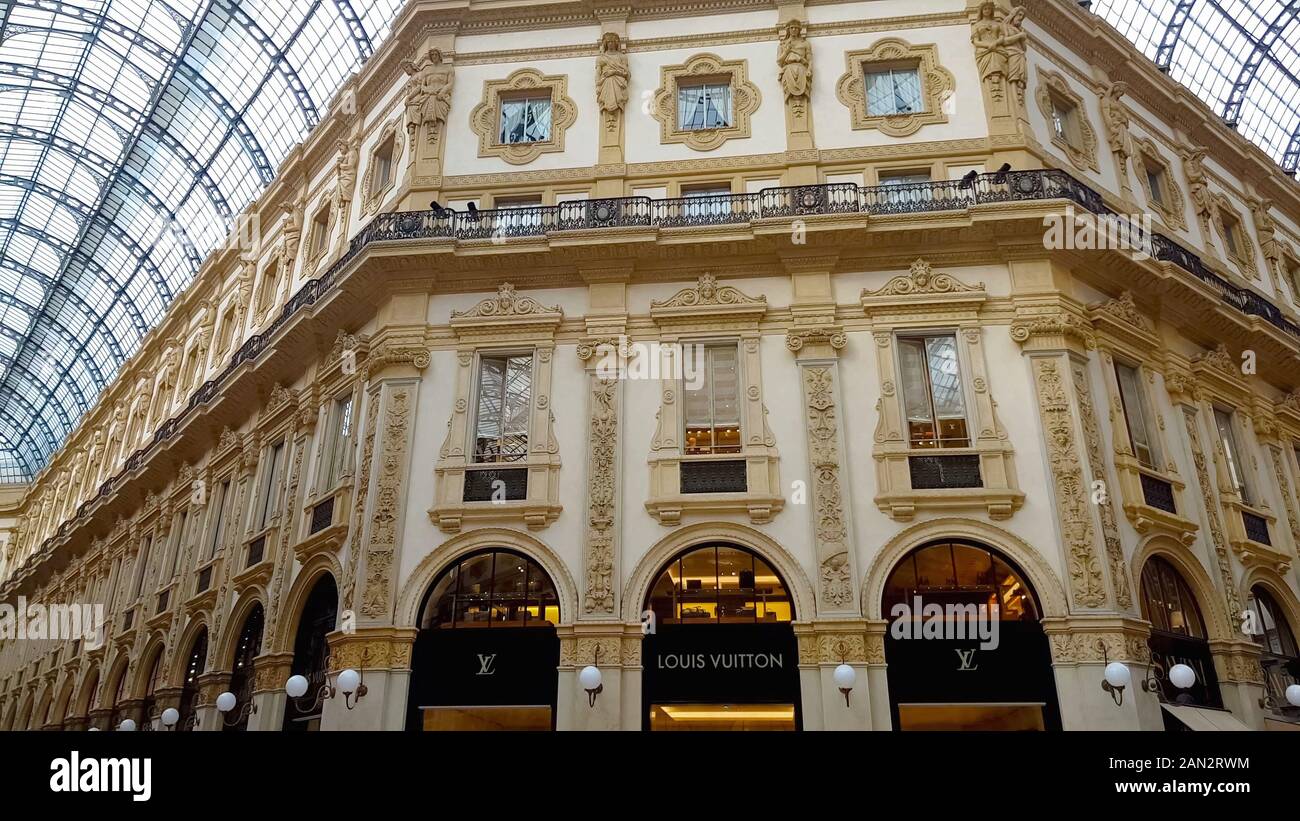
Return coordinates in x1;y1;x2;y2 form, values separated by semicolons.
327;627;416;672
469;68;577;165
1035;68;1099;172
360;118;404;216
645;275;782;526
835;38;955;137
651;53;760;151
1210;193;1259;279
1031;357;1107;609
1043;620;1152;665
1180;408;1245;620
1071;360;1133;609
579;369;620;615
430;284;564;533
1132;136;1187;230
863;260;1021;521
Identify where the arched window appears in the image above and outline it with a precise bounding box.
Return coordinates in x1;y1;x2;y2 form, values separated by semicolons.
177;629;208;732
1248;586;1300;713
1138;556;1221;710
883;540;1038;621
107;664;128;729
880;540;1057;731
140;650;163;727
646;544;792;624
418;549;558;629
1139;556;1206;638
80;667;100;722
284;575;337;732
225;604;264;732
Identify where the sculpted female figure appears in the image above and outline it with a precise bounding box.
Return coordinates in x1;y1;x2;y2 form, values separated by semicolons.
777;19;811;99
596;32;629;115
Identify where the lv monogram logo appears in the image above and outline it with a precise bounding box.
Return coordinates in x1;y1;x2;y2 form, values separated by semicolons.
955;648;978;671
476;653;498;676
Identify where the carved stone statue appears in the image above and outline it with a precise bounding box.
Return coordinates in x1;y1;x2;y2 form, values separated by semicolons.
596;32;629;114
972;3;1027;107
777;19;812;99
279;201;301;266
401;48;454;144
1100;81;1132;165
1183;147;1214;232
335;139;357;211
235;259;254;328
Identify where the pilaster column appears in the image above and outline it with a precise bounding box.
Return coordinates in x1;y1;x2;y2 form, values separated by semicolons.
195;673;224;731
555;625;640;730
1044;615;1163;730
594;14;630;195
775;3;817;184
320;628;416;731
1011;306;1112;611
795;620;873;730
249;651;294;731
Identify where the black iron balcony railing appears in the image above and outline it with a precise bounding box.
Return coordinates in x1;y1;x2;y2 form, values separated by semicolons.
15;169;1300;583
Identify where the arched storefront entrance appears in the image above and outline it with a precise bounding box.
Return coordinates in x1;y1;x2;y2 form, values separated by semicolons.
882;539;1061;731
641;543;799;731
177;629;208;732
225;604;265;732
406;548;560;731
1138;556;1223;716
1246;585;1300;722
283;574;337;732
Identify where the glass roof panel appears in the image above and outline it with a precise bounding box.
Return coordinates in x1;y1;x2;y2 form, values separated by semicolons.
0;0;403;480
1092;0;1300;171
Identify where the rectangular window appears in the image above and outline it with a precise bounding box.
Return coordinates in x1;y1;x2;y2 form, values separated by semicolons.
1050;98;1078;145
372;135;395;194
258;442;287;530
865;67;922;116
499;95;552;143
1221;213;1242;257
205;480;232;561
677;81;731;130
473;354;533;463
683;344;742;456
258;261;279;317
1213;408;1252;505
681;184;733;219
130;536;153;600
324;395;354;489
898;334;970;449
167;510;188;579
879;171;932;206
310;206;331;258
217;306;236;357
1114;362;1162;470
1145;164;1166;207
493;196;544;230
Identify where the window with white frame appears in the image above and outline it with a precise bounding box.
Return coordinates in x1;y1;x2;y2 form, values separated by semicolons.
1049;96;1081;147
256;441;287;530
130;535;153;600
878;170;932;206
1114;361;1162;470
204;480;232;561
166;509;188;580
371;134;395;196
897;333;970;449
866;66;922;116
683;343;742;456
472;354;533;463
1144;162;1167;208
323;395;354;489
681;184;733;219
499;94;552;144
257;261;280;318
677;80;731;130
493;195;544;230
1213;407;1252;505
309;205;331;259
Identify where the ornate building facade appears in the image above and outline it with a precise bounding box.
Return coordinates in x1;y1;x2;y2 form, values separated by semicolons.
2;0;1300;731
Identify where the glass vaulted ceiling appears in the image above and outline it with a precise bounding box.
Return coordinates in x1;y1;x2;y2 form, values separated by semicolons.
0;0;405;482
4;2;1300;484
1093;0;1300;172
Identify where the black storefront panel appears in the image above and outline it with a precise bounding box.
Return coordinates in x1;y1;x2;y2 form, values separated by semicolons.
406;628;560;729
885;621;1062;729
642;623;801;727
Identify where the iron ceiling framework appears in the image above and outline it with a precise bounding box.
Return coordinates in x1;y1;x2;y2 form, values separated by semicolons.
0;0;401;482
3;1;1300;482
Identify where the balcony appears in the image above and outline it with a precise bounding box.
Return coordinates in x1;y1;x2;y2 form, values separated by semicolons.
13;169;1300;591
